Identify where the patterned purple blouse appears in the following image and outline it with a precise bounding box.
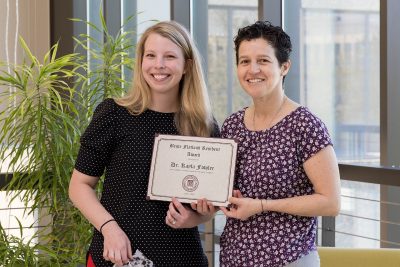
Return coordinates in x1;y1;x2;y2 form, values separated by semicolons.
220;106;332;267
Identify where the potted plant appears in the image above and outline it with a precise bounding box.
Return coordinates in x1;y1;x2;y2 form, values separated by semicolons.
0;10;135;266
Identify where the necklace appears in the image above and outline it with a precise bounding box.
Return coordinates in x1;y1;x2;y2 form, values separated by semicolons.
250;95;287;204
253;95;287;131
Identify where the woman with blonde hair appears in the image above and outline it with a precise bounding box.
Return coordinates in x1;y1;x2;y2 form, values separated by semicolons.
117;20;214;137
69;21;219;267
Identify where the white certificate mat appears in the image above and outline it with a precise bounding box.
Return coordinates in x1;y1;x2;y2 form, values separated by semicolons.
147;134;237;206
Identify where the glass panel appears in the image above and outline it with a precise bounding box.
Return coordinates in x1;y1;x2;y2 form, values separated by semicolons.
284;0;380;164
0;1;47;242
317;216;322;246
213;211;226;266
121;0;137;84
336;180;380;247
284;0;380;248
0;190;37;242
136;0;171;35
208;0;257;125
207;1;257;265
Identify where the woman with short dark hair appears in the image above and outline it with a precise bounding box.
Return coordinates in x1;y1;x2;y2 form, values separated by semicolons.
220;21;341;267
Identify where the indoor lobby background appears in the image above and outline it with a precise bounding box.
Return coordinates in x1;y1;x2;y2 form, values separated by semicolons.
1;1;399;266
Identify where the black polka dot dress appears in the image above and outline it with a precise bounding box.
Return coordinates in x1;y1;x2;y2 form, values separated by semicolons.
75;98;214;267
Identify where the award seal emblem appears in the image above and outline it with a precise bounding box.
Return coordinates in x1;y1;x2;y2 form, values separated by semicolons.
182;175;199;192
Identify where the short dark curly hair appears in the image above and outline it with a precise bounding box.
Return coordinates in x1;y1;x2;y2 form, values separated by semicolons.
234;21;292;66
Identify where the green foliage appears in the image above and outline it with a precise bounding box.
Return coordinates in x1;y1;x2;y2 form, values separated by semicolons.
71;9;135;106
0;217;74;266
0;38;82;210
0;8;135;266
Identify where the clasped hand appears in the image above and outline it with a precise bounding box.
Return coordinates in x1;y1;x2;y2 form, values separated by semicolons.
166;197;217;228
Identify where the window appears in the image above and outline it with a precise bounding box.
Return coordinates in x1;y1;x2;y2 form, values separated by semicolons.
207;0;258;125
136;0;171;35
207;1;258;264
0;0;50;242
284;0;380;164
284;0;381;247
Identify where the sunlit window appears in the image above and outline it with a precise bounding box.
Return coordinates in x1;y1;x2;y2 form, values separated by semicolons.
207;0;258;125
0;0;48;243
284;0;380;248
284;0;380;164
207;1;258;265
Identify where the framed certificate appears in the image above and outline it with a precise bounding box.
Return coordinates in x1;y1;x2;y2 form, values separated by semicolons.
147;134;238;206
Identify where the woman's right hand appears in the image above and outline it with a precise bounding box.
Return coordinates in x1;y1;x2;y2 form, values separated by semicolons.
190;198;218;217
102;221;133;266
69;170;133;266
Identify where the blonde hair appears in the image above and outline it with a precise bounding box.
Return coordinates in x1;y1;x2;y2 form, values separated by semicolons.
116;21;214;137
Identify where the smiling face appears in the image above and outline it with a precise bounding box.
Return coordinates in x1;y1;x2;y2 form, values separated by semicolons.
237;38;290;100
141;33;186;98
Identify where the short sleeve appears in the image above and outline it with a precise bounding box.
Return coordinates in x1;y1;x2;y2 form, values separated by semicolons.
74;98;118;177
297;110;333;163
221;111;241;139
